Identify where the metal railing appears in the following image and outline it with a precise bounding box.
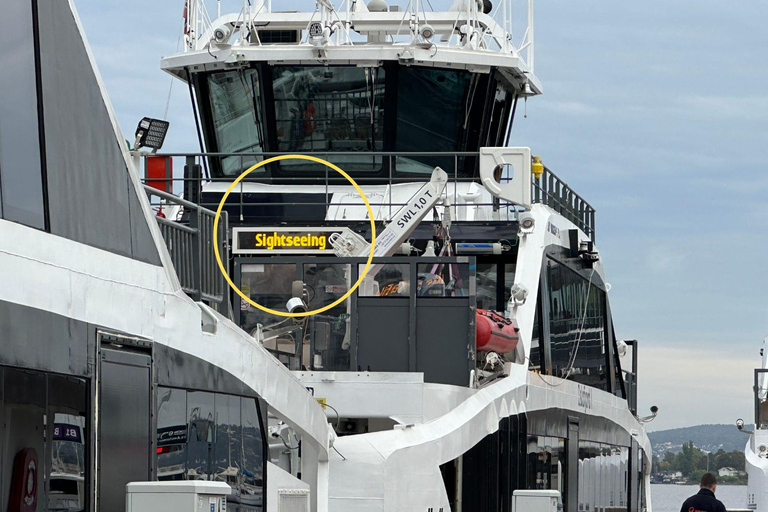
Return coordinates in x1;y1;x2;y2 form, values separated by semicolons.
144;185;230;317
533;165;596;241
142;150;595;236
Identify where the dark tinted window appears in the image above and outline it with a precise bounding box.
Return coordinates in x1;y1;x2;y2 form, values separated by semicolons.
156;388;265;510
395;67;472;175
157;387;188;480
0;0;46;229
213;394;242;485
187;391;216;479
529;291;544;373
1;368;88;512
548;260;608;390
242;398;264;507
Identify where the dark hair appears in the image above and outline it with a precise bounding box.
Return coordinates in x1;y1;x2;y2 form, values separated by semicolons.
701;472;717;489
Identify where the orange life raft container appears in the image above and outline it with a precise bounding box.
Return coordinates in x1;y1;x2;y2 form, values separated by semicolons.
476;309;520;353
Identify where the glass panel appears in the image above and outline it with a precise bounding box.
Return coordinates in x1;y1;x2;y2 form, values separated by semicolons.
548;261;608;390
187;392;216;480
357;263;410;297
239;263;298;333
529;292;544;373
578;442;629;512
417;263;470;297
47;375;87;512
475;263;497;311
0;0;46;228
3;368;46;511
502;263;516;305
527;435;565;495
48;375;88;511
213;395;242;496
241;398;264;509
272;66;385;173
157;387;188;481
304;263;351;371
395;67;472;175
240;263;302;368
207;68;264;176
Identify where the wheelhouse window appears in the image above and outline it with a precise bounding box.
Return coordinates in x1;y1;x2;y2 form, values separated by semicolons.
395;67;474;175
197;63;507;181
272;66;385;173
206;68;265;176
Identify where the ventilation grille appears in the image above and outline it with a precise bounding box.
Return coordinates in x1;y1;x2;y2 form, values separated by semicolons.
256;30;300;43
278;489;310;512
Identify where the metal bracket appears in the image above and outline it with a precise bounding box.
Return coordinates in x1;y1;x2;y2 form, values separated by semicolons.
478;146;532;208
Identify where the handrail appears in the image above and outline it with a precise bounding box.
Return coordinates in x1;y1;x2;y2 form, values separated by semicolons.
141;150;596;239
532;165;596;242
144;184;231;317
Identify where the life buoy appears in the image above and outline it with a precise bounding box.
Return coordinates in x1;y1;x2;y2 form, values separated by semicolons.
9;448;38;512
304;102;317;134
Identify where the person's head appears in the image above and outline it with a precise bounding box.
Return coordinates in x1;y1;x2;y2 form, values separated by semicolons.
700;472;717;492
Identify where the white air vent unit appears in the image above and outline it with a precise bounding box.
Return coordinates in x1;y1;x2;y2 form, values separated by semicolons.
278;489;310;512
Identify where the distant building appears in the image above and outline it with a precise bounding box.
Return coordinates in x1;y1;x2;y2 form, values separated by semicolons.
719;467;745;477
659;471;686;484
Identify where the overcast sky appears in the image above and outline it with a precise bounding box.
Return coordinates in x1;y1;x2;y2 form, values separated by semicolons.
75;0;768;431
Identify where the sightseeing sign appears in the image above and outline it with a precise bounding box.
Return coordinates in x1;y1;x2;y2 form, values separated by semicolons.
232;227;346;254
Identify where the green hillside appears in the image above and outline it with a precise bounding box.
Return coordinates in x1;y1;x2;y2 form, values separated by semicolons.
648;423;751;456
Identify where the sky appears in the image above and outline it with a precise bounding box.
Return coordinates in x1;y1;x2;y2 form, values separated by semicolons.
74;0;768;431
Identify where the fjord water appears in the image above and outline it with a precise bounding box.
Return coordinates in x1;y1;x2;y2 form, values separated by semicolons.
651;484;747;512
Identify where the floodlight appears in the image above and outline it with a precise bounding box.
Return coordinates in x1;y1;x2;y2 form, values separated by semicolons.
134;117;169;151
212;25;231;44
510;283;528;305
420;24;435;40
518;211;535;235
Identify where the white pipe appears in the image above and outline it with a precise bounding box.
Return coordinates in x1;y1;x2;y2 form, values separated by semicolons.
527;0;534;72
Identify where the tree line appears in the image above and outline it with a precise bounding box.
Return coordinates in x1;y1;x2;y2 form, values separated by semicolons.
652;441;746;484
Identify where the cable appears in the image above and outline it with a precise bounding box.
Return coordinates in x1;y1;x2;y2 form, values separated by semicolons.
323;403;342;431
163;19;184;120
322;402;346;460
333;445;347;461
280;431;300;450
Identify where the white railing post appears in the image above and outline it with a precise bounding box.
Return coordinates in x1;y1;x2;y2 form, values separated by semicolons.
527;0;534;72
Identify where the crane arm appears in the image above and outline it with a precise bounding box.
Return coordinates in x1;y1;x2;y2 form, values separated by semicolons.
329;167;448;262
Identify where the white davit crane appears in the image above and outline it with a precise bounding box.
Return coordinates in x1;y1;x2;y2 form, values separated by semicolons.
328;167;449;266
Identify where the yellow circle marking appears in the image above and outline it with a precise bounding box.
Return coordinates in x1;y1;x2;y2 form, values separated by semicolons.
213;154;377;317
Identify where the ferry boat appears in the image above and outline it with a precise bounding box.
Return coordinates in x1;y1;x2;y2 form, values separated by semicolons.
0;0;653;511
742;337;768;510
